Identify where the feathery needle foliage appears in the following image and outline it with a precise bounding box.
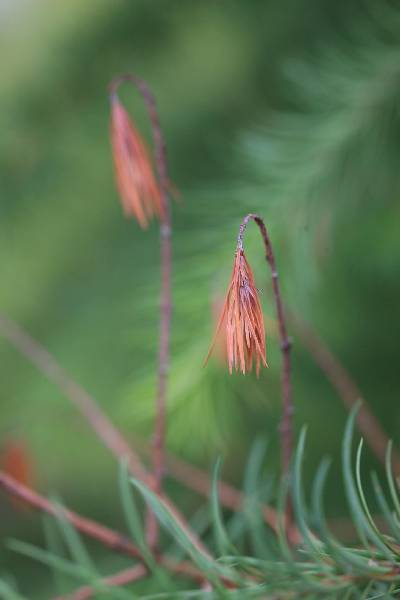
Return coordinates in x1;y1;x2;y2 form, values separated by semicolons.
4;410;400;597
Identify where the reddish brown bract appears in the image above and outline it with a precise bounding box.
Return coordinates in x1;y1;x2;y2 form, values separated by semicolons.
2;439;34;510
206;249;267;375
110;96;164;228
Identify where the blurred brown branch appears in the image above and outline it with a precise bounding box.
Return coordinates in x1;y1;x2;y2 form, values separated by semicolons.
0;470;213;592
3;311;390;553
133;436;281;533
0;311;288;542
0;471;143;560
289;313;400;474
0;314;209;556
0;315;148;483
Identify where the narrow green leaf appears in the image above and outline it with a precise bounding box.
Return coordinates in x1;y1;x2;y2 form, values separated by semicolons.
7;540;135;600
130;478;235;590
342;405;393;560
171;504;213;562
276;471;292;562
43;515;71;595
355;440;394;557
242;438;268;497
285;429;350;593
50;496;98;574
119;460;172;590
7;539;91;582
355;440;377;533
276;471;342;594
119;458;146;549
119;458;157;570
211;458;236;556
371;472;400;547
292;427;326;560
342;405;369;548
312;457;386;575
225;510;247;553
242;439;278;559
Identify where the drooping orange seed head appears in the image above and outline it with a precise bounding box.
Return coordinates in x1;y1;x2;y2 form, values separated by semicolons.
110;96;164;228
205;249;267;375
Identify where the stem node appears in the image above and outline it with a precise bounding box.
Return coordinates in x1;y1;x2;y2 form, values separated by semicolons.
280;338;292;351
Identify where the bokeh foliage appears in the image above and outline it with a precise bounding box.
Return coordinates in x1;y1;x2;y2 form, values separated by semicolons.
1;0;400;596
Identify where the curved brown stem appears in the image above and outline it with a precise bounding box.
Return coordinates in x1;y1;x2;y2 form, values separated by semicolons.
289;312;400;474
238;214;293;477
110;74;172;547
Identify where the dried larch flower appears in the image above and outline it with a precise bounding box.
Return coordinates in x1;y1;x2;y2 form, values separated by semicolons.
110;95;164;228
206;249;267;375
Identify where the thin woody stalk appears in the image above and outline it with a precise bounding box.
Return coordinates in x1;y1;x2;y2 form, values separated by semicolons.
0;314;148;484
0;471;143;560
289;312;400;474
110;75;172;544
237;214;293;476
0;313;209;557
0;471;211;588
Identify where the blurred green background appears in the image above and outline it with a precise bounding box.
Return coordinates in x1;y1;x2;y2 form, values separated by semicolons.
1;0;400;596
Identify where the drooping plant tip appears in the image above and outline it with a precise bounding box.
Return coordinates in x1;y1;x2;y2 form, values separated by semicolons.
110;95;164;228
206;248;267;376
